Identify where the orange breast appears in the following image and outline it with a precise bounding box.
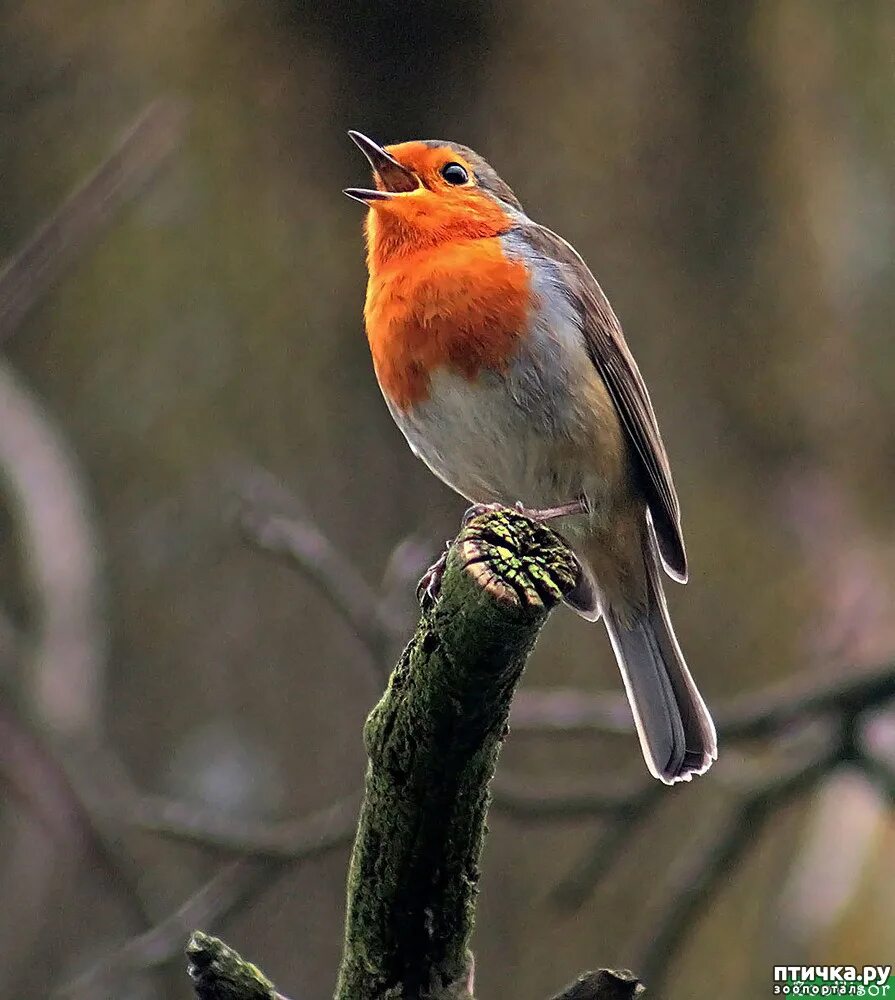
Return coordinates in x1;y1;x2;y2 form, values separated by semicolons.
364;238;533;411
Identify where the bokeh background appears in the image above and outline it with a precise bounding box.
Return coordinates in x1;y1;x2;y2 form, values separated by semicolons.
1;2;894;998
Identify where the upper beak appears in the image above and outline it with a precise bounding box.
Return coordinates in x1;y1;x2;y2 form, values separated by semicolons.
344;130;418;203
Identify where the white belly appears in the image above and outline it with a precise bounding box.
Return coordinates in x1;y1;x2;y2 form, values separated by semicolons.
385;283;624;521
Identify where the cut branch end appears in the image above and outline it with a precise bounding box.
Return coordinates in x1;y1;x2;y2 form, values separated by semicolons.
186;932;279;1000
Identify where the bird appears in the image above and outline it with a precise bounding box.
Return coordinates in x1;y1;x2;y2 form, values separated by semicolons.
344;130;717;784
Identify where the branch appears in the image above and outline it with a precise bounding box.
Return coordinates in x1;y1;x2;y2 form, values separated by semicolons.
550;807;656;911
0;98;186;345
235;469;397;676
630;739;839;992
335;509;579;1000
509;662;895;740
549;970;644;1000
856;751;895;806
0;701;158;929
492;772;656;820
716;660;895;739
0;359;107;739
122;790;360;859
510;688;632;736
187;933;290;1000
58;861;280;999
186;509;637;999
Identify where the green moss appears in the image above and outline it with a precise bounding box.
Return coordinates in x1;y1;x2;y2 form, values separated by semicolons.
335;510;577;1000
186;932;277;1000
548;970;644;1000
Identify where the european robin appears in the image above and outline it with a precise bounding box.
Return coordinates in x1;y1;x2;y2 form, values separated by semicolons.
345;131;717;783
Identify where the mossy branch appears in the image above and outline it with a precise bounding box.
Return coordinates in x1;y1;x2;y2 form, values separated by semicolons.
187;932;283;1000
335;510;578;1000
185;509;644;1000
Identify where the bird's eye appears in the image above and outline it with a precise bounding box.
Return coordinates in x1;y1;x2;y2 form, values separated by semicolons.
441;162;469;185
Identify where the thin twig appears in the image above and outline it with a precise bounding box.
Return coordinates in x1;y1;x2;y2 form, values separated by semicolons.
717;661;895;739
511;689;632;735
856;751;895;806
0;98;187;344
122;790;361;859
492;772;656;820
549;806;656;911
56;861;281;999
235;471;397;675
509;664;895;740
631;742;839;992
0;703;157;927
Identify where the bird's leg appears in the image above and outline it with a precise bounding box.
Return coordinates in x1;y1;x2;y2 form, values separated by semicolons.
461;498;588;527
416;539;453;610
514;497;589;522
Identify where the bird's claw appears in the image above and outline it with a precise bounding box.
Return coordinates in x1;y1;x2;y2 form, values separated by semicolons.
463;498;587;525
461;502;503;527
416;542;451;610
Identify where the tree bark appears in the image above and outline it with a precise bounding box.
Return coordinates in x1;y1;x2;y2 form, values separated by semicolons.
186;509;643;1000
335;509;578;1000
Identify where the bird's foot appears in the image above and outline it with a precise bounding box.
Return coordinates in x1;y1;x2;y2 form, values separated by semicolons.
460;502;503;527
461;498;587;527
513;498;589;522
424;498;588;610
416;541;452;610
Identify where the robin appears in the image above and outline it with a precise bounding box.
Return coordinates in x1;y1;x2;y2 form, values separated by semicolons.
345;131;716;783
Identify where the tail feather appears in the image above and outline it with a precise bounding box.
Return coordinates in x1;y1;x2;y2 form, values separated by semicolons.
603;546;716;784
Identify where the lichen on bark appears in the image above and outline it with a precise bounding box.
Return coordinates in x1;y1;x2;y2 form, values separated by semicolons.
187;932;278;1000
185;508;643;1000
335;509;579;1000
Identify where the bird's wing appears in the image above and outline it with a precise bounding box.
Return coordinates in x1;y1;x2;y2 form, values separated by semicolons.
517;223;688;582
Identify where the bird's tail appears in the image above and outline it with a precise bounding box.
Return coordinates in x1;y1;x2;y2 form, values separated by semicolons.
602;541;717;784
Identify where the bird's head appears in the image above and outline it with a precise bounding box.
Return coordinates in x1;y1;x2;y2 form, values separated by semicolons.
344;132;523;269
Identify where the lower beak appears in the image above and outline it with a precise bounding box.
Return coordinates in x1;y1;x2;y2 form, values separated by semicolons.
344;130;418;203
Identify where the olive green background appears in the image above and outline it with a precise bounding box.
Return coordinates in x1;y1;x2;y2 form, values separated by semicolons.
1;2;893;998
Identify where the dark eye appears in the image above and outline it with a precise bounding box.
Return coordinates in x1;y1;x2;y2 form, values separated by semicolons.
441;162;469;185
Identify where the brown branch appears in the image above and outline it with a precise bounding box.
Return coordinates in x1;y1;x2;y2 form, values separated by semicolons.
183;510;638;1000
334;510;581;1000
0;360;107;739
509;663;895;741
550;810;655;911
122;790;360;859
548;970;644;1000
856;751;895;806
0;703;282;996
0;693;168;996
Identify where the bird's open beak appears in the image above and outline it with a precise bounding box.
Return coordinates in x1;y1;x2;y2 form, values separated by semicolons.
344;130;418;203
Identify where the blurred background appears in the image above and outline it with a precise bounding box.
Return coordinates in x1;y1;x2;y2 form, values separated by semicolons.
1;2;894;998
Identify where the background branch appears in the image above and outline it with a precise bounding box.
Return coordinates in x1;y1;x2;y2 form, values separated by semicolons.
0;99;186;346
